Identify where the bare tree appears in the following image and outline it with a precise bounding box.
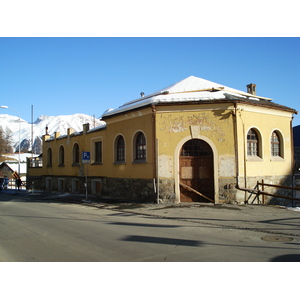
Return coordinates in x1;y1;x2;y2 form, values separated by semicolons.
0;126;13;161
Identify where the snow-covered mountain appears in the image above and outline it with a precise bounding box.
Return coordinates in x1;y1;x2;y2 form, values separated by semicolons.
0;113;105;154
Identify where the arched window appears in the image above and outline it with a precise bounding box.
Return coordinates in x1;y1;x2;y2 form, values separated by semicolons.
271;131;282;157
180;139;212;157
247;128;260;157
116;135;125;162
59;145;65;166
135;132;146;161
73;143;80;164
47;147;52;167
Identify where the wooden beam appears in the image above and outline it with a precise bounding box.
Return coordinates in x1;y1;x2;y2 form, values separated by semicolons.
180;182;214;203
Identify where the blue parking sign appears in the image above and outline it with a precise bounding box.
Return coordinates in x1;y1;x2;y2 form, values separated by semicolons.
82;151;90;163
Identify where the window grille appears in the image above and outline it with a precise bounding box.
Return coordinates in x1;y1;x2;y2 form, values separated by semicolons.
116;136;125;161
180;139;211;157
271;131;281;157
95;141;102;163
247;129;258;156
135;132;146;160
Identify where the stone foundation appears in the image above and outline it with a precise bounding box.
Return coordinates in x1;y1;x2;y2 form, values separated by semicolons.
26;175;156;202
158;178;176;203
27;175;295;205
104;177;155;202
219;175;294;205
218;178;238;204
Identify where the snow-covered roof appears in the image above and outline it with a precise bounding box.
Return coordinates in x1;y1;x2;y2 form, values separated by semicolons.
4;162;26;175
87;123;107;133
102;76;296;118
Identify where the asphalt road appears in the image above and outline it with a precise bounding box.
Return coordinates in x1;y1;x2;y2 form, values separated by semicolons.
1;191;300;262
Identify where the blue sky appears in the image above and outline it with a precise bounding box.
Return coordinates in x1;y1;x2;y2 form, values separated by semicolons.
1;37;300;126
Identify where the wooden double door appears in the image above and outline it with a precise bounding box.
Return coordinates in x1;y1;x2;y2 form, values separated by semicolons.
179;139;214;202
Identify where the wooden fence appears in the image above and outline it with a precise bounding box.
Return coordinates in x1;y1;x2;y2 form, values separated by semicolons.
246;179;300;204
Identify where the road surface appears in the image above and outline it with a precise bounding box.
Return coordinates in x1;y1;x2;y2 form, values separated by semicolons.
0;192;299;261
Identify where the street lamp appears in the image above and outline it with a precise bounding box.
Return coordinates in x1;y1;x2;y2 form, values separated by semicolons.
0;105;21;175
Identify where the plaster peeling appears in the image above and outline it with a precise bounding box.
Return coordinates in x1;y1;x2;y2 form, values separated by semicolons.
158;155;174;178
219;155;235;177
160;114;226;142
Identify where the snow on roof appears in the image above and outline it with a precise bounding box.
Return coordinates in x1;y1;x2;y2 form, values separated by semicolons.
87;123;107;133
102;76;272;118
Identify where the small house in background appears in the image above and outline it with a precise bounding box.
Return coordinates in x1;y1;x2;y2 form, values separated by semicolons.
0;162;15;189
27;76;297;205
5;153;40;180
0;162;14;178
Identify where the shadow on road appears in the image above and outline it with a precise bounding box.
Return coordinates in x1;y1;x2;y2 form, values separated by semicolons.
270;254;300;262
122;235;202;247
109;221;180;228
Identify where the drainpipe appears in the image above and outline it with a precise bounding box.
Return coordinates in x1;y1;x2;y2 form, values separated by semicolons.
242;114;248;195
233;103;248;202
233;103;240;188
151;105;159;203
290;117;295;200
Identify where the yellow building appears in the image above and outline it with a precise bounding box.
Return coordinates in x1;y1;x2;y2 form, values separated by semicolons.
27;76;297;204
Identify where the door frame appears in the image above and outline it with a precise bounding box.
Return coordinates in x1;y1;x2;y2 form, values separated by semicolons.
174;135;219;203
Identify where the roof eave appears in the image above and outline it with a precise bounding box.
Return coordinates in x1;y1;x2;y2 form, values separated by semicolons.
102;98;297;119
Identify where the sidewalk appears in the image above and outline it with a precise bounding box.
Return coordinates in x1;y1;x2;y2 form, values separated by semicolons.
101;202;300;238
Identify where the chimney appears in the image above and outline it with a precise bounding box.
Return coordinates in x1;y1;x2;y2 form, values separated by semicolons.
247;83;256;95
43;125;51;141
67;128;75;136
140;92;144;97
54;132;60;140
83;123;90;134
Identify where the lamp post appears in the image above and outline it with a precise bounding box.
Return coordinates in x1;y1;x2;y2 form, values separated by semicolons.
0;105;21;175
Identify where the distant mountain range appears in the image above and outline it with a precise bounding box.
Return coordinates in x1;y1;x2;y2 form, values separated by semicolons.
0;113;105;154
3;112;299;156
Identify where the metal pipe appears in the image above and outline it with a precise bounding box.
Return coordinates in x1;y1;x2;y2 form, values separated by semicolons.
151;105;159;203
156;138;159;204
232;103;240;187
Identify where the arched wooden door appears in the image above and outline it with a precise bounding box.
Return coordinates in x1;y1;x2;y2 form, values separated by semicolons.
179;139;214;202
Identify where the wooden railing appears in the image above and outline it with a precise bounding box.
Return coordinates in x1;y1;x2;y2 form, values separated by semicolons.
245;180;300;204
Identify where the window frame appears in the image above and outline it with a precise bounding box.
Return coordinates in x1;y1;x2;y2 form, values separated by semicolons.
115;135;126;163
95;141;102;163
134;131;147;162
91;137;103;165
271;130;284;160
247;128;262;159
58;145;65;166
47;147;52;167
72;143;80;165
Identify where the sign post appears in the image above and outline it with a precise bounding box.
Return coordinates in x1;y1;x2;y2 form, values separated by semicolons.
82;152;90;201
82;152;91;164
